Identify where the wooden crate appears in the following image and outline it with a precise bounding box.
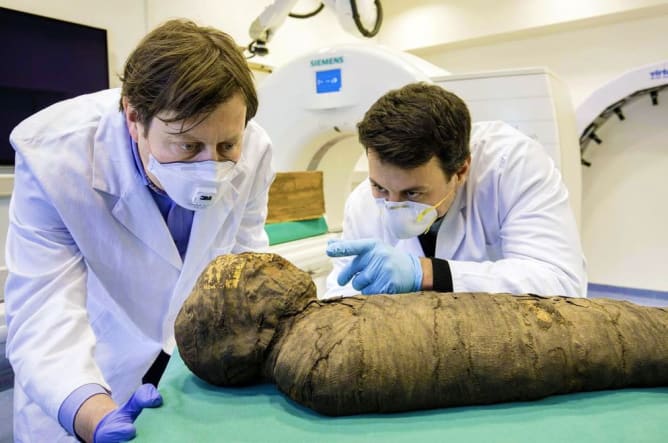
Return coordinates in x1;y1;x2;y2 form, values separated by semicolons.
266;171;325;224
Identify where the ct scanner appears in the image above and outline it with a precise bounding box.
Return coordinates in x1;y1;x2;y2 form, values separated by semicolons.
258;43;582;297
576;60;668;292
577;60;667;155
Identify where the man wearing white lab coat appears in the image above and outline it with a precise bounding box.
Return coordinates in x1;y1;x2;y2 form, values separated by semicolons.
5;20;274;442
326;83;586;299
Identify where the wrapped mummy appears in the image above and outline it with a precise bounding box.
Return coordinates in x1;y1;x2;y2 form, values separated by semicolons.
174;253;668;416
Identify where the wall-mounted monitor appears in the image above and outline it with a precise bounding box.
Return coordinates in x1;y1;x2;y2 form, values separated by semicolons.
0;7;109;166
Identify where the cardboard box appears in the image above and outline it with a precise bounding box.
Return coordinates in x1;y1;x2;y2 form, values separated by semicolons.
266;171;325;224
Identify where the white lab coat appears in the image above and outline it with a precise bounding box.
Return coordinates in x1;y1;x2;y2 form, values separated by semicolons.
326;121;586;299
4;89;274;442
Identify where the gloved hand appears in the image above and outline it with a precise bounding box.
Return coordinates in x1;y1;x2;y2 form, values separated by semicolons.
326;238;423;295
93;384;163;443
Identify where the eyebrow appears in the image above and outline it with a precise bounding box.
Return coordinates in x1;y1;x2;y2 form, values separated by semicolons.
369;178;427;193
165;133;241;144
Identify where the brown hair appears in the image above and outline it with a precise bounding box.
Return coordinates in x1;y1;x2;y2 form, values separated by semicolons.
120;19;257;134
357;82;471;177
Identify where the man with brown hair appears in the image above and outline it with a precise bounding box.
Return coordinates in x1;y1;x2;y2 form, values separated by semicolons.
5;19;274;442
326;82;586;299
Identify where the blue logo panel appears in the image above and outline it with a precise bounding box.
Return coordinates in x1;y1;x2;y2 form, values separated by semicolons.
316;68;342;94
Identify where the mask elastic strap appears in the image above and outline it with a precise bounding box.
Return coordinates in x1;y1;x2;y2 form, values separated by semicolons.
416;190;453;223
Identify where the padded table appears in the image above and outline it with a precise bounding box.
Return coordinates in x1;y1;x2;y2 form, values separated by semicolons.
135;350;668;442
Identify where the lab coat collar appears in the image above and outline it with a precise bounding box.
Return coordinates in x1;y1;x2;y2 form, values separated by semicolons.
91;107;134;196
183;170;242;270
164;163;244;338
92;108;183;270
393;186;467;259
434;184;467;259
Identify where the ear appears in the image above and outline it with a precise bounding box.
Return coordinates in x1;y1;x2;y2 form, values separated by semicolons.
122;97;141;143
454;156;472;185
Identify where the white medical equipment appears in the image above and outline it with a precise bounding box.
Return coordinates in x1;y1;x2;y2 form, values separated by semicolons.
577;61;667;153
256;44;581;297
248;0;382;56
576;60;668;291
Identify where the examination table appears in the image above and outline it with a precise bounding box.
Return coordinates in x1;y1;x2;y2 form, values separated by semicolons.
135;349;668;442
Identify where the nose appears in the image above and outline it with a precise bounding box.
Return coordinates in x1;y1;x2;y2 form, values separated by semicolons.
222;144;242;162
386;192;403;203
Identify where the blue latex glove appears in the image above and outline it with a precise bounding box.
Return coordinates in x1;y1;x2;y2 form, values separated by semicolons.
93;384;163;443
326;238;423;294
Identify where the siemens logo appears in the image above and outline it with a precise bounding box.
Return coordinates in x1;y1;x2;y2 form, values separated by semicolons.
650;69;668;80
310;56;344;67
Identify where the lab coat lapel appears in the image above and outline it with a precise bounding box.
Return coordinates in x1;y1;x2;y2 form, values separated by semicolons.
434;187;467;259
161;167;243;352
92;108;182;271
110;191;182;270
183;179;240;273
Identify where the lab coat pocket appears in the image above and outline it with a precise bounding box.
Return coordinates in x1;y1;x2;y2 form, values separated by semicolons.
89;305;158;401
89;307;124;377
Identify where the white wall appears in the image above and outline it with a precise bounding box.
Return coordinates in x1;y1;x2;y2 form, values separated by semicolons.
380;0;668;57
407;12;668;108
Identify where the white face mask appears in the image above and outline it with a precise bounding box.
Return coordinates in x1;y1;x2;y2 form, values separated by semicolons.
147;154;235;210
376;191;452;239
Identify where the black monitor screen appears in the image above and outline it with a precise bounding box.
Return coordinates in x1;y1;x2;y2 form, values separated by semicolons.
0;7;109;166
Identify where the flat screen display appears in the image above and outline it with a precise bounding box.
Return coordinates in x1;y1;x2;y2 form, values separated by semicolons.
0;7;109;166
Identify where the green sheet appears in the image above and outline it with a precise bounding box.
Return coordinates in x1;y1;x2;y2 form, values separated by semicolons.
264;217;329;246
135;350;668;442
